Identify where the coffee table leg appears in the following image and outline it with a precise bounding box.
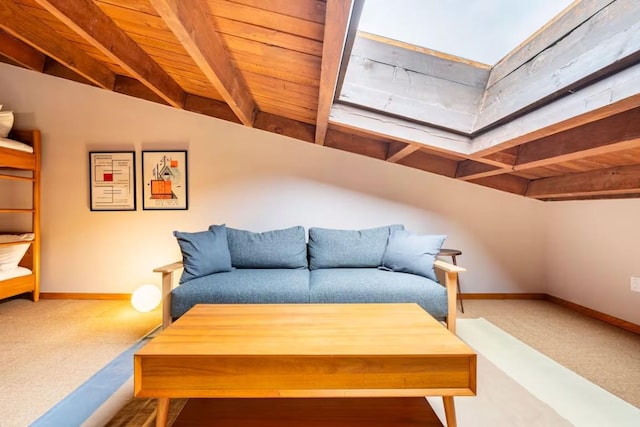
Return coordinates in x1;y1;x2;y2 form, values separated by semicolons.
156;397;170;427
443;396;457;427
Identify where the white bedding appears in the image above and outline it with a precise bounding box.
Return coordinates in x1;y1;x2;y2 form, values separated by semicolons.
0;266;31;281
0;137;34;153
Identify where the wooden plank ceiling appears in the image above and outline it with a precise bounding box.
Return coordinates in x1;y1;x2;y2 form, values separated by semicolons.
1;0;640;201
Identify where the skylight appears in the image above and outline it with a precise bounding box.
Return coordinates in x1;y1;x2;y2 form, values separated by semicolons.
358;0;575;65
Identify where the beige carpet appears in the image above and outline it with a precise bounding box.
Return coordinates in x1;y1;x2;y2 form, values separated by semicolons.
459;299;640;408
2;298;639;426
0;297;160;427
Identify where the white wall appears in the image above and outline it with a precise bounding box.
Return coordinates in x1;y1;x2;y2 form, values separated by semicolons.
1;63;545;301
546;200;640;324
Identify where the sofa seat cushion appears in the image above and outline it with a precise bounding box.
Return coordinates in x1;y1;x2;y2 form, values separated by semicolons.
171;269;310;318
309;268;448;320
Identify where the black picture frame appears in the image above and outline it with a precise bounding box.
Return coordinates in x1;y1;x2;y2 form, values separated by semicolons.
89;151;136;211
141;150;188;210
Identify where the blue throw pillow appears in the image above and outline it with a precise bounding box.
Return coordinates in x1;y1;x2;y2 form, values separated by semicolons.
174;225;232;283
308;225;404;270
218;225;308;269
380;229;446;281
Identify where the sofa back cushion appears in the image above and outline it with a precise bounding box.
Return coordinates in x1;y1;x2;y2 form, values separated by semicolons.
380;229;446;281
221;225;308;269
174;225;232;284
308;225;404;270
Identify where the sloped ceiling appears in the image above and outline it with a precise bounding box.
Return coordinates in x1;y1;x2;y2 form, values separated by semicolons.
1;0;639;201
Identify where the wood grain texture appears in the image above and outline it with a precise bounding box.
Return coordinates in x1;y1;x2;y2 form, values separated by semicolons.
205;0;324;41
255;111;316;143
0;0;116;88
526;163;640;198
475;0;640;131
387;144;421;163
330;104;472;155
135;304;476;399
472;63;640;156
514;107;640;169
315;0;353;145
342;35;487;133
43;58;95;86
397;150;459;178
150;0;255;124
184;94;242;124
0;30;45;71
455;160;503;180
114;76;169;105
488;0;612;87
469;174;530;196
172;397;444;427
221;0;327;24
35;0;186;107
325;126;390;160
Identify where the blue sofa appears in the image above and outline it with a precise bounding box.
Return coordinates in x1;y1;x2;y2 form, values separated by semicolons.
155;224;465;333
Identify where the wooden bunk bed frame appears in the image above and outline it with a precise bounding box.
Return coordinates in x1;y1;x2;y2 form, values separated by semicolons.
0;129;41;301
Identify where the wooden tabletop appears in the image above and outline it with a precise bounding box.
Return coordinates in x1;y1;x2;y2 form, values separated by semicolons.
439;248;462;257
136;303;473;357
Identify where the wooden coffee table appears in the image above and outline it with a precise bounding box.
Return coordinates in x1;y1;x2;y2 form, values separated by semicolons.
134;303;476;427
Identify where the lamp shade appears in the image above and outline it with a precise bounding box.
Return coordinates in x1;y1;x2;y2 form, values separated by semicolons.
131;284;161;312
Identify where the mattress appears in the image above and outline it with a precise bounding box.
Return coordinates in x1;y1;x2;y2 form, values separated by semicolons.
0;138;34;153
0;266;31;281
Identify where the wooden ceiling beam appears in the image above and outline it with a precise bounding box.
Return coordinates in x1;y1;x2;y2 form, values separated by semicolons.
469;174;530;196
43;58;95;86
526;164;640;199
150;0;256;126
315;0;354;145
334;0;365;101
455;160;505;181
185;94;243;125
0;0;115;89
35;0;185;108
114;76;170;106
325;126;389;160
475;0;640;132
386;143;420;163
488;0;612;88
0;30;45;72
481;149;518;167
341;33;488;134
0;28;101;89
330;104;472;155
472;64;640;157
514;108;640;170
397;150;459;178
463;108;640;181
539;193;640;202
255;112;315;144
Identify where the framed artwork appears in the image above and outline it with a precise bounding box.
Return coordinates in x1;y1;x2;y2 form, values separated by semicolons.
89;151;136;211
142;150;188;210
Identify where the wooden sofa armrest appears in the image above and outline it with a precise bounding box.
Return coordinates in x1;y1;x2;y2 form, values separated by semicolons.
153;261;183;329
434;259;466;334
